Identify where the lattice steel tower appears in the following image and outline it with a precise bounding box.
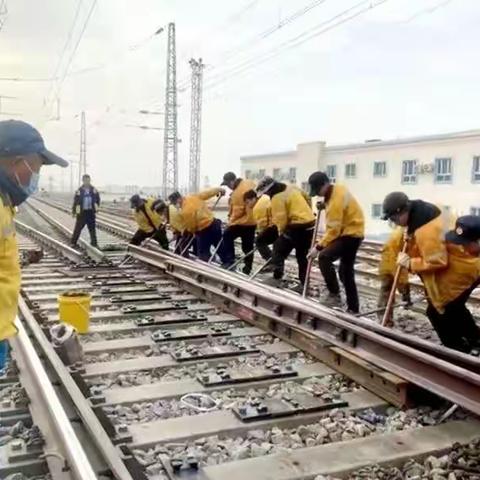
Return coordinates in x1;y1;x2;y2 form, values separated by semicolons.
188;58;205;193
162;22;178;198
78;111;87;185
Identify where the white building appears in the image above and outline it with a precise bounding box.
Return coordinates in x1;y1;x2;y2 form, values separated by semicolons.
241;129;480;237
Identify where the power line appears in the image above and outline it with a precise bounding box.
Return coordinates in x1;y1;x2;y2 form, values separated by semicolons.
402;0;454;23
203;0;388;93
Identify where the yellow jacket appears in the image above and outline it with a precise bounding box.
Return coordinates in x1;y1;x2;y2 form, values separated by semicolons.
0;194;20;341
320;184;364;247
271;186;315;234
181;188;222;233
253;195;272;232
168;204;185;234
228;179;256;226
378;227;409;287
133;198;164;233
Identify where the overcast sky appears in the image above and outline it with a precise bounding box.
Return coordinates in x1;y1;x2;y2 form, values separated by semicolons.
1;0;478;191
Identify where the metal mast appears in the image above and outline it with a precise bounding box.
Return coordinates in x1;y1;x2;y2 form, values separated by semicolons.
79;111;86;185
188;58;205;193
162;22;178;198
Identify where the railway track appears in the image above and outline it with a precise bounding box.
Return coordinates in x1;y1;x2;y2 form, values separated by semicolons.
2;198;479;479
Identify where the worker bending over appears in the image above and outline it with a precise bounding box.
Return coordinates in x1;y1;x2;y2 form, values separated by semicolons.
129;194;168;249
71;174;100;248
243;188;278;265
382;193;480;353
168;188;227;263
161;200;193;257
0;120;68;371
256;177;314;287
377;226;411;323
307;172;364;313
221;172;256;274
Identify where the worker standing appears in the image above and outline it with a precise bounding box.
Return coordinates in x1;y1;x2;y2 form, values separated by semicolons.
382;193;480;353
221;172;256;274
168;188;227;262
0;120;68;371
307;172;364;313
377;226;411;323
256;177;315;287
129;194;168;249
71;174;100;248
244;189;278;265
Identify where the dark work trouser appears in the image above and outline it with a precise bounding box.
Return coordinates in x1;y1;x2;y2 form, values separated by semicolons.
255;225;278;261
71;210;98;246
174;232;197;258
196;219;226;262
271;226;314;284
222;225;256;274
318;236;363;313
130;228;169;250
426;280;480;353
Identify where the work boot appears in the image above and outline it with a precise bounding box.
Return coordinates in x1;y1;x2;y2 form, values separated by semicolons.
320;292;342;308
242;266;252;275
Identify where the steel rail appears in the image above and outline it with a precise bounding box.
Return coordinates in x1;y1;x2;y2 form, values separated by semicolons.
11;316;97;480
15;219;83;264
27;200;105;263
128;245;480;415
18;297;135;480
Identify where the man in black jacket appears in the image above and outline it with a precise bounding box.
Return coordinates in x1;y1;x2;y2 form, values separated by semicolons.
71;174;100;247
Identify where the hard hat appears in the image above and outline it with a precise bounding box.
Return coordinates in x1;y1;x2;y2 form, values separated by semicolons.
382;192;409;220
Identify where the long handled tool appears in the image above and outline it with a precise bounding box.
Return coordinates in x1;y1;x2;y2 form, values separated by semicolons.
249;258;272;279
208;237;224;263
381;234;409;327
226;247;258;271
302;202;325;298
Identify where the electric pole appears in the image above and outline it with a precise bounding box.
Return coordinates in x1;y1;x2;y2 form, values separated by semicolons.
188;58;205;193
162;22;178;198
79;111;86;185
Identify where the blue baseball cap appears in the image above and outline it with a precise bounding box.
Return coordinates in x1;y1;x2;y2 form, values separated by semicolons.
0;120;68;167
446;215;480;245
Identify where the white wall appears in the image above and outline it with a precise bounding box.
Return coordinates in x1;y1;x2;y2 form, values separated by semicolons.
241;132;480;237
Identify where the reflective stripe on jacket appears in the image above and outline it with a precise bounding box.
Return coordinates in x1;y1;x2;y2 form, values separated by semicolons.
319;184;364;247
0;193;20;341
253;195;272;232
228;179;256;226
133;198;164;233
181;188;221;233
271;186;315;234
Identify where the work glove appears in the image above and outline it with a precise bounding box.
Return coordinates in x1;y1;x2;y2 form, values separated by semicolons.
217;188;226;197
396;252;410;269
316;201;326;211
307;245;321;260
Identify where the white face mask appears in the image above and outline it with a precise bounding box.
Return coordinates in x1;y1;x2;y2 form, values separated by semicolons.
15;159;39;197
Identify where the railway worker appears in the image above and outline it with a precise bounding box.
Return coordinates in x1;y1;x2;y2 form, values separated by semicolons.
255;177;315;287
0;120;68;371
307;171;365;314
162;199;196;258
221;172;257;274
243;188;278;266
129;194;169;249
71;174;100;248
382;192;480;353
377;226;412;323
168;188;228;263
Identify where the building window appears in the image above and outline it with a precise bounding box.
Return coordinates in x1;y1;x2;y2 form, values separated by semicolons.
373;161;387;177
326;165;337;183
272;168;280;180
435;157;452;183
289;167;296;183
301;182;309;193
245;169;251;179
258;169;265;179
471;207;480;216
371;203;382;219
401;160;417;184
473;156;480;183
345;163;356;178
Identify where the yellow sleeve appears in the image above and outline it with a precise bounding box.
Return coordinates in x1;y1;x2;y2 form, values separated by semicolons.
271;195;287;234
319;189;344;247
300;190;311;207
410;231;448;273
254;200;269;231
197;188;221;201
229;190;245;224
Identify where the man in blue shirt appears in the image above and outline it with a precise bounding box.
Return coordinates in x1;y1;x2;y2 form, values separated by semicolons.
71;174;100;248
